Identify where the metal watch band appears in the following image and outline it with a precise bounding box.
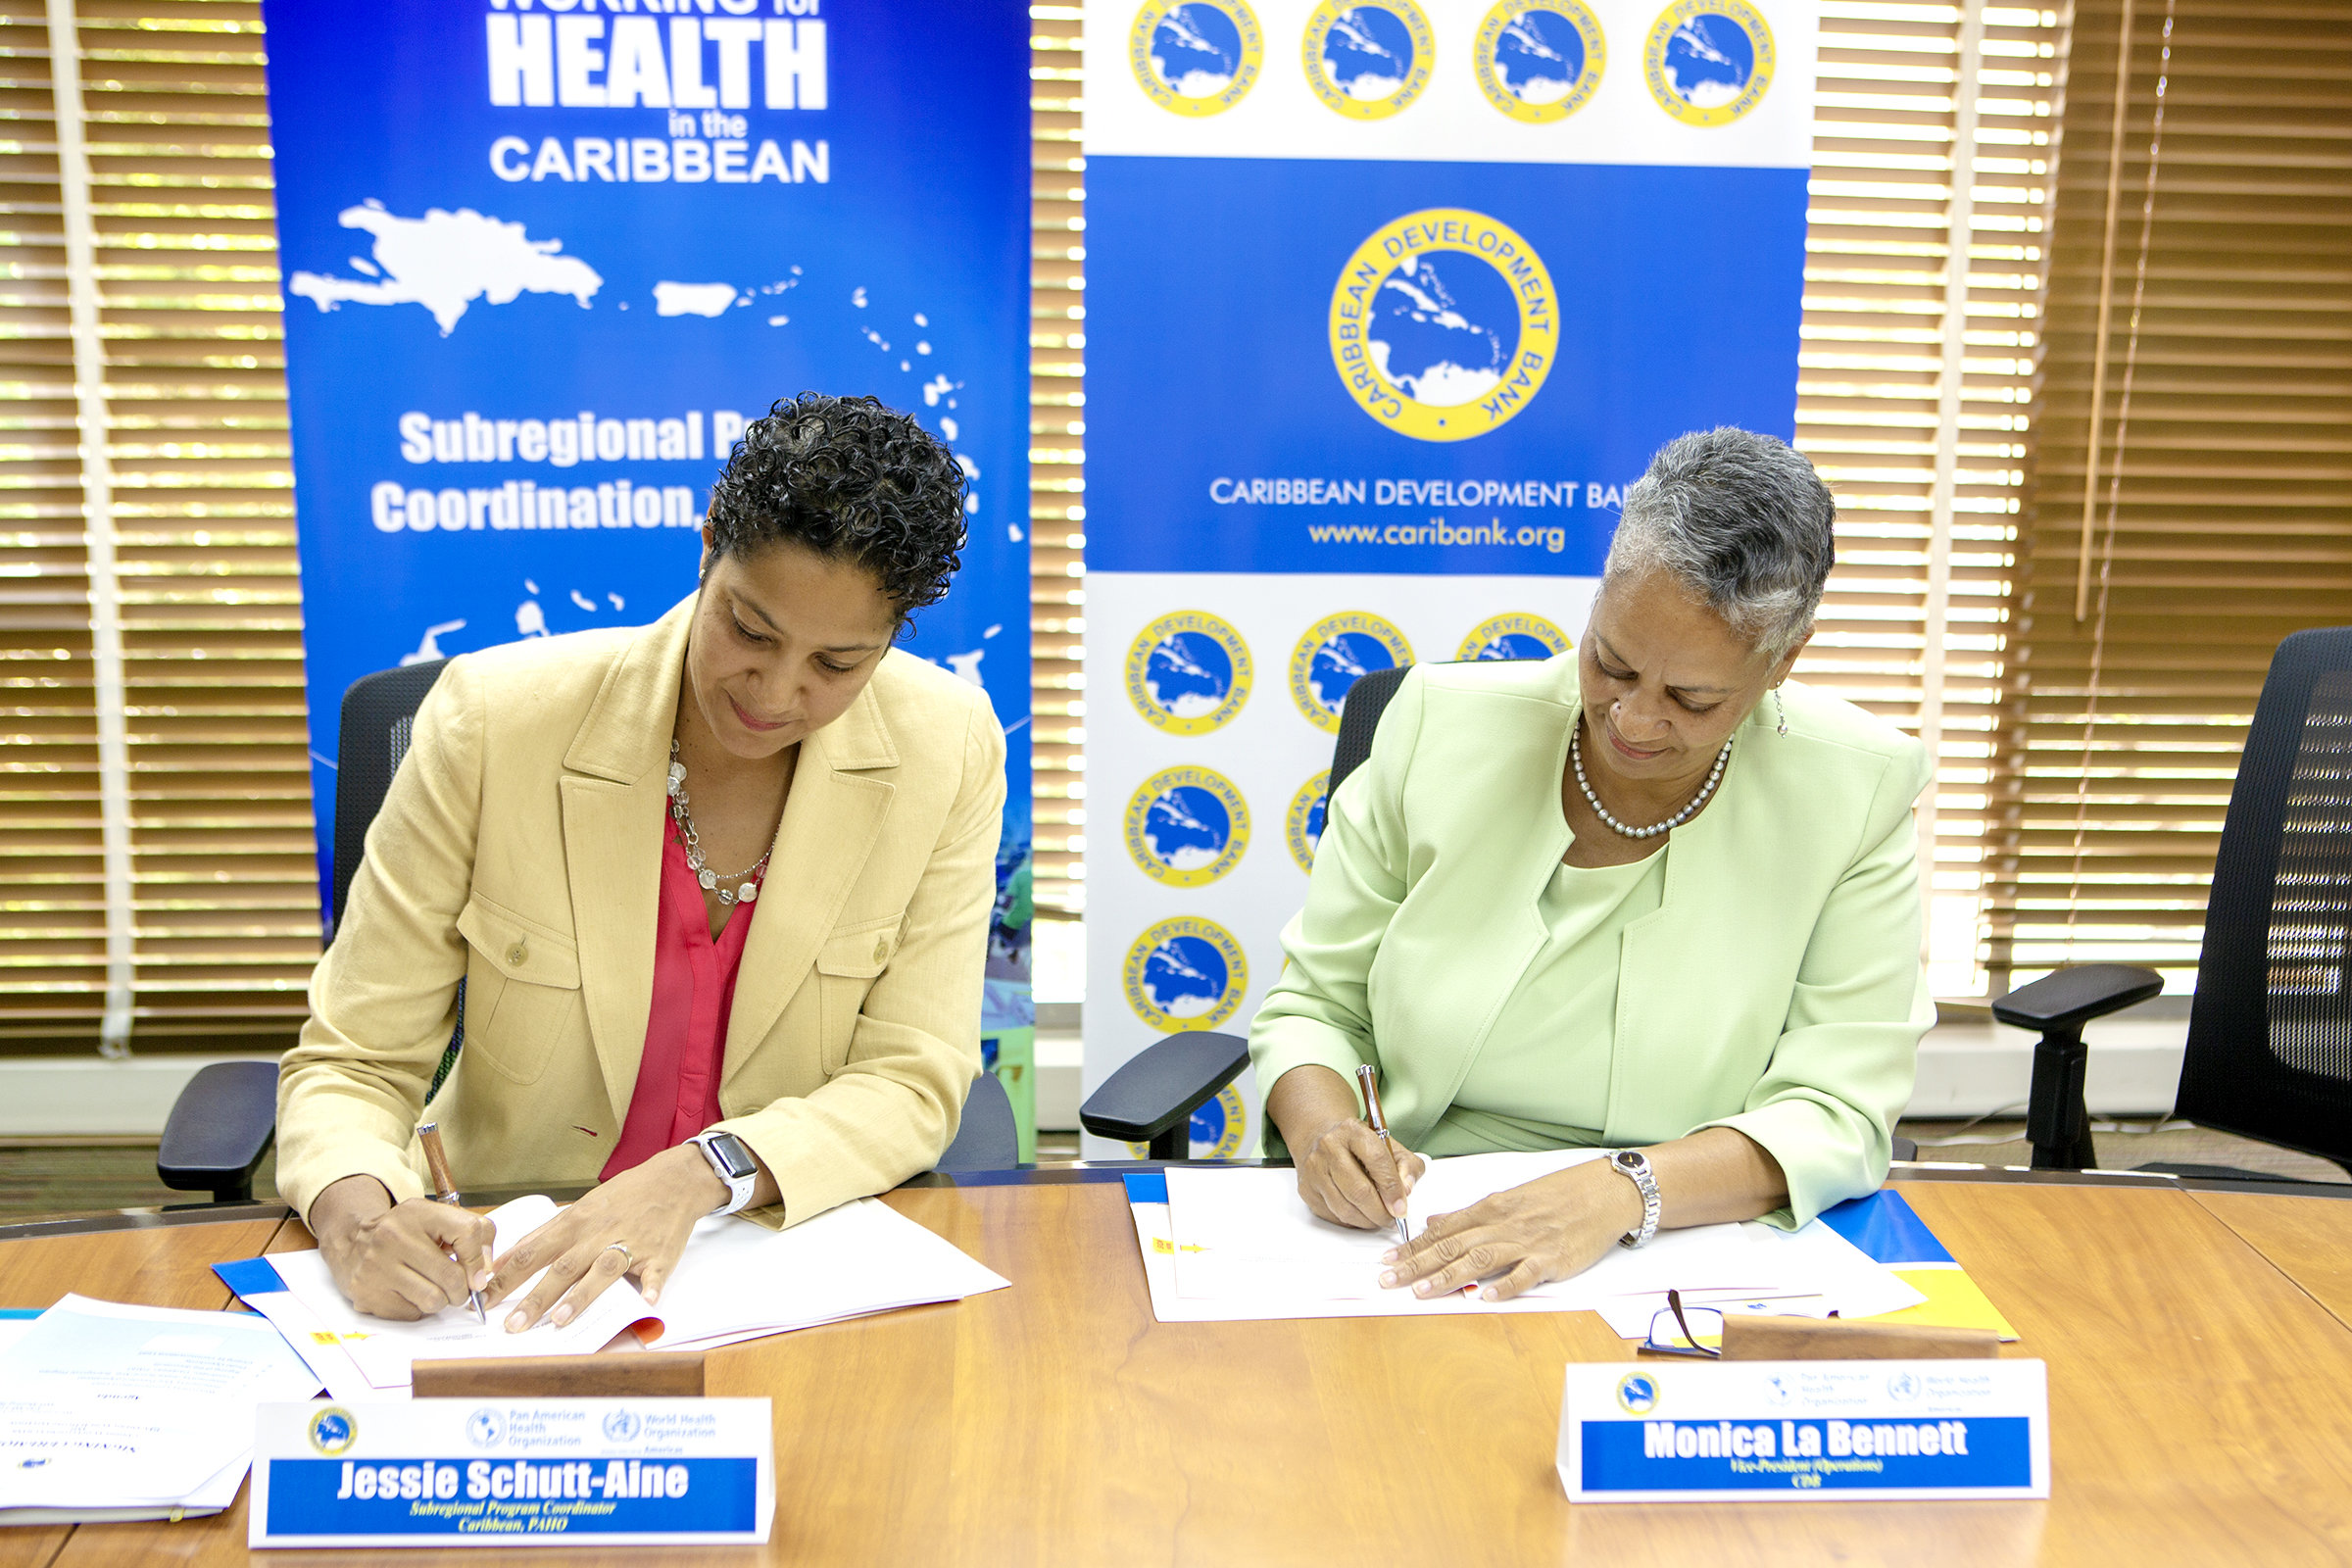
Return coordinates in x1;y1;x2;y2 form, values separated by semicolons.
691;1130;759;1217
1610;1149;1662;1250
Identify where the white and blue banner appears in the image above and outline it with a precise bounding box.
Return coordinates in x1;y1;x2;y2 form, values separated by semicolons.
1080;0;1816;1154
262;0;1034;946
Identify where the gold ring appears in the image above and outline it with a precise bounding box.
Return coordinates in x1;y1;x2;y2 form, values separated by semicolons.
603;1241;635;1267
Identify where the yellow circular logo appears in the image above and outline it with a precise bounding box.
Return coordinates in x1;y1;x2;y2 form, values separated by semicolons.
1643;1;1774;126
1616;1372;1661;1414
1301;0;1434;121
1290;612;1411;733
1124;765;1250;888
307;1405;359;1456
1123;1084;1249;1159
1123;916;1250;1033
1473;1;1605;123
1131;1;1264;118
1457;612;1572;662
1286;769;1330;872
1329;209;1557;443
1126;611;1252;735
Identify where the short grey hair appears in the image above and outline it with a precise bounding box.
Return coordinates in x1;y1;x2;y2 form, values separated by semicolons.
1604;427;1835;661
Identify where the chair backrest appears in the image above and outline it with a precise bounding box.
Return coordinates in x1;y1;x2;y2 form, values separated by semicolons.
2176;627;2352;1167
331;659;447;940
1328;663;1413;797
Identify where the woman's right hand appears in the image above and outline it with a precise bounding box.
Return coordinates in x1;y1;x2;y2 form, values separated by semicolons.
1296;1116;1426;1230
309;1173;495;1321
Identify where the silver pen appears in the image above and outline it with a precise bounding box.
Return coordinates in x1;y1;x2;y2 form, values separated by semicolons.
1354;1062;1411;1250
417;1121;487;1323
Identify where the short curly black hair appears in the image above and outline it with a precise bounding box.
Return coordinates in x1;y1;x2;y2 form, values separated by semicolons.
704;392;966;616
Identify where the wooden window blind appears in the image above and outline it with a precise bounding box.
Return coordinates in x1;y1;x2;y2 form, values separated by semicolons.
1793;0;2065;998
0;0;316;1056
1031;3;1084;917
1986;0;2352;989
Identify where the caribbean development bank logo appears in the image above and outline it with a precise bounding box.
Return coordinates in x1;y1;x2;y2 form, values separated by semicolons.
1132;0;1263;117
1474;0;1605;123
1287;770;1330;872
1301;0;1434;120
1124;765;1250;888
307;1406;359;1456
1644;0;1774;126
1330;209;1556;443
1291;612;1412;734
1123;916;1250;1032
1126;611;1252;735
1458;612;1571;662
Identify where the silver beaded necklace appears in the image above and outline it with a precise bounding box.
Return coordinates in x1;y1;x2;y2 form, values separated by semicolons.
1570;720;1733;840
666;739;771;906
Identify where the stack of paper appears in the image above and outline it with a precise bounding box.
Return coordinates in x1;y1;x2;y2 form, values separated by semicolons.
0;1295;322;1525
1137;1152;1926;1326
220;1194;1008;1398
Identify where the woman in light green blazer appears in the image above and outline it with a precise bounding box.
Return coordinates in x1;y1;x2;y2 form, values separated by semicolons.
1250;427;1934;1303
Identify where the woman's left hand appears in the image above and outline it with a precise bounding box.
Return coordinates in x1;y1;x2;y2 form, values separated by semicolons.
1379;1157;1644;1302
484;1146;723;1331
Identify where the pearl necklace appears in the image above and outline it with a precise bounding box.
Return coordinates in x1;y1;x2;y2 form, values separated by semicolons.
1571;721;1733;840
666;739;772;906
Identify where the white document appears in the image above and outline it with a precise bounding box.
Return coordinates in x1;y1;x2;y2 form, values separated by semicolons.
0;1295;321;1524
1152;1154;1922;1324
234;1195;1010;1391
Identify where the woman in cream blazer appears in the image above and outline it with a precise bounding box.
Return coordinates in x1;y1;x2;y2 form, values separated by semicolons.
1251;428;1934;1304
278;394;1004;1329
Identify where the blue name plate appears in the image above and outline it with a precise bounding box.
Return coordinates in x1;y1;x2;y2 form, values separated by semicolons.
251;1398;773;1548
1558;1360;2049;1502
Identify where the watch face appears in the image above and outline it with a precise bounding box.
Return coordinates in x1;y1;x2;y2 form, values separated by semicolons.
704;1133;758;1180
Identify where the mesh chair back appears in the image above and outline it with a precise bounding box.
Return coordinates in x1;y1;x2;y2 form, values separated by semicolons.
1329;664;1412;797
331;659;447;940
2176;627;2352;1169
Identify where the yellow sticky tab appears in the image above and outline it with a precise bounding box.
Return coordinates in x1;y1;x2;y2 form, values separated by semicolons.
1152;1237;1174;1254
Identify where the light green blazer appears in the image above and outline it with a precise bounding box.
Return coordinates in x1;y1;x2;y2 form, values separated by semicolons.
1249;658;1934;1226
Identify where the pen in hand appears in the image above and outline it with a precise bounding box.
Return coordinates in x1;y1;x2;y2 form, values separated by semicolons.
416;1121;487;1323
1354;1062;1411;1250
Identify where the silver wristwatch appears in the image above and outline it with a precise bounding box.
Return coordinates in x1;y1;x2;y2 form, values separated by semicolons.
1609;1149;1661;1250
689;1130;760;1217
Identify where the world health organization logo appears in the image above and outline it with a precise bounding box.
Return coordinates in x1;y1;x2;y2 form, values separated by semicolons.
1644;0;1775;126
1329;209;1557;443
1123;916;1250;1032
1291;612;1412;733
1124;765;1250;888
1458;612;1571;662
1473;0;1605;123
1125;611;1252;735
1301;0;1434;121
1131;0;1263;118
1287;769;1330;872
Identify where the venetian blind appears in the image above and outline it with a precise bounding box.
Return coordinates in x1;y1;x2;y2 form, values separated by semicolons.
1986;0;2352;989
0;0;316;1056
1031;3;1084;917
1791;0;2064;999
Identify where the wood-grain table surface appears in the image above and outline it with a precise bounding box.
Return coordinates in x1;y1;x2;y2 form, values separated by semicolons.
5;1173;2351;1568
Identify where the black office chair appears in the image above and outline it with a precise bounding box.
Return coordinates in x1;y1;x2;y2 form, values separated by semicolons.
1997;627;2352;1178
159;657;1042;1199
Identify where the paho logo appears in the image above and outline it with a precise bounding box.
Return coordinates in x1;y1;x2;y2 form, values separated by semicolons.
1330;209;1556;442
1131;1;1264;117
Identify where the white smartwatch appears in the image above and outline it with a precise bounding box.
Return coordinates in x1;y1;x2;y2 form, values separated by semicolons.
689;1130;760;1217
1609;1149;1661;1250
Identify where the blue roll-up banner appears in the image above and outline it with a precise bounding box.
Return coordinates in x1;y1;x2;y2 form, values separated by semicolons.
262;0;1034;1085
1080;0;1816;1153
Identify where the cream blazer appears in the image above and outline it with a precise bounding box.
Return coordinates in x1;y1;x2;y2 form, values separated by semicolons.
275;595;1006;1227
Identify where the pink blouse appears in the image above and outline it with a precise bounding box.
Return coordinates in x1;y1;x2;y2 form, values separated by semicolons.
600;815;757;1180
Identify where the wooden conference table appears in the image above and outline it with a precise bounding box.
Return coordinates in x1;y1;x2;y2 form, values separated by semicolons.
3;1165;2352;1567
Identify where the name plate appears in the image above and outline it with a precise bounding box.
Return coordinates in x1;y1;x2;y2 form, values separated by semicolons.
1558;1360;2048;1502
251;1398;773;1548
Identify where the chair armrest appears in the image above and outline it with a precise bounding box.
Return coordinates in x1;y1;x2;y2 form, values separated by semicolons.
935;1070;1020;1172
1991;964;2164;1037
157;1060;279;1203
1079;1032;1250;1159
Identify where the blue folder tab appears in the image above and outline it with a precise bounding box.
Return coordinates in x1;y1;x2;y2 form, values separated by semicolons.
1817;1190;1954;1266
0;1307;40;1319
215;1255;290;1300
1123;1172;1169;1205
